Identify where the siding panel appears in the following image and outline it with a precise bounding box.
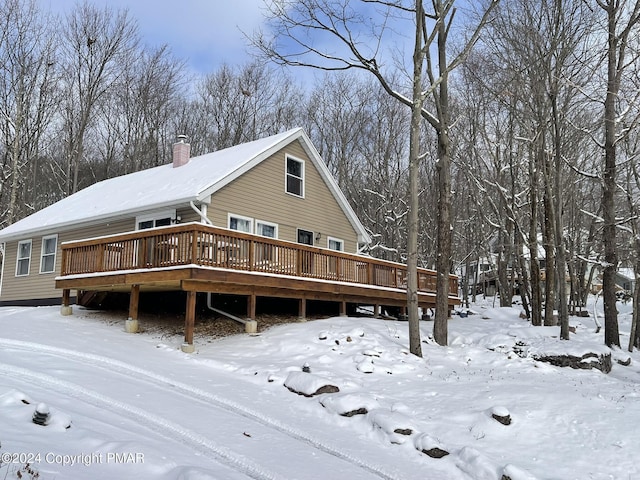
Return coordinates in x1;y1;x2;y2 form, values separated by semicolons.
1;218;134;303
208;140;359;252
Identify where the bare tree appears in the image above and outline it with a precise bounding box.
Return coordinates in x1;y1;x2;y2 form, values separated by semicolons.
253;0;497;351
95;44;185;179
190;62;302;154
596;0;640;348
306;75;407;261
0;0;58;225
59;1;138;194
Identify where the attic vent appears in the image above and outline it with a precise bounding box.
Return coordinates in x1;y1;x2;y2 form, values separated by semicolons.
173;134;191;168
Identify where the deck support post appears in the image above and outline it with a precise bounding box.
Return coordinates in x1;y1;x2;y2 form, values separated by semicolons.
298;297;307;322
245;293;258;334
182;291;197;353
374;304;380;319
247;293;256;320
339;300;346;317
60;289;72;316
125;284;140;333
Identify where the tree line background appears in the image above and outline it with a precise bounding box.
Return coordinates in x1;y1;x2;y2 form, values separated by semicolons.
2;0;640;346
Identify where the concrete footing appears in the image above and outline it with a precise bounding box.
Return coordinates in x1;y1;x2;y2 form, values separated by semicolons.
181;342;195;353
245;320;258;334
124;318;139;333
60;305;73;316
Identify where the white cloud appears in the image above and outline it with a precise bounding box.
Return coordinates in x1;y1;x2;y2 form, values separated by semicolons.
37;0;267;75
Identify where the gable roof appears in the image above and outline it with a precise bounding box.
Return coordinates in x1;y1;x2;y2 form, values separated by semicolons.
0;128;371;244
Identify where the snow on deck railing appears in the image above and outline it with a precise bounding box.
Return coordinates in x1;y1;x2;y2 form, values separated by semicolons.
60;223;458;294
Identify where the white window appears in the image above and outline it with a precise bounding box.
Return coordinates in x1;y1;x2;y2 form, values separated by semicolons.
16;240;32;276
256;220;278;238
136;209;176;230
40;235;58;274
328;237;344;251
286;156;304;197
228;213;253;233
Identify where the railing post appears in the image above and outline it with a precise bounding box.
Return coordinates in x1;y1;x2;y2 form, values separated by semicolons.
61;248;68;276
249;238;254;271
191;228;198;265
96;245;104;272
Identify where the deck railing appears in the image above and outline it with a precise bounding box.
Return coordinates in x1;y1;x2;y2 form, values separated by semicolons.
60;223;458;294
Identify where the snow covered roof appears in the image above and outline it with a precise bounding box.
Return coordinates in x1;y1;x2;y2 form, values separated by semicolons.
0;128;371;243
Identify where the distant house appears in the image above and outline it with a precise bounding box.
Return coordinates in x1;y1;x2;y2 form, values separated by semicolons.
0;128;370;306
615;268;636;293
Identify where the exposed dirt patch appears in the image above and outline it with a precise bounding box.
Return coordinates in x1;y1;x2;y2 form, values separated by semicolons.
140;313;307;340
81;308;319;340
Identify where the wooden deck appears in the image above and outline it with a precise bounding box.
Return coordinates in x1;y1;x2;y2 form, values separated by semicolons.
56;223;459;348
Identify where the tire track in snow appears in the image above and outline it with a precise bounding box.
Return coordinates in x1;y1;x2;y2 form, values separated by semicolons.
0;361;280;480
0;338;400;480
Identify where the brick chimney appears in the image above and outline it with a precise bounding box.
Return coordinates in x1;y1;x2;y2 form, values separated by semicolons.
172;134;190;168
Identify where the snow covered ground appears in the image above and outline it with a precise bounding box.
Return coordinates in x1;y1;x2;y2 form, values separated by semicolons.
0;297;638;480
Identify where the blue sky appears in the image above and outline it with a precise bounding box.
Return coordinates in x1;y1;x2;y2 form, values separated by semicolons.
36;0;266;75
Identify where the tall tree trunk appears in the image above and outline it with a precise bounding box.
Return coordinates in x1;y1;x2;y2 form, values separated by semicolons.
433;0;452;346
628;237;640;351
551;97;570;339
529;137;542;326
602;1;621;348
406;0;425;357
543;150;556;326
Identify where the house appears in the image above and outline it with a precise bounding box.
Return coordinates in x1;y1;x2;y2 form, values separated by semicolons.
615;268;636;293
0;128;368;304
0;128;459;351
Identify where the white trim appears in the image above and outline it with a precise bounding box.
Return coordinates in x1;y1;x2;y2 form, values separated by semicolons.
39;234;58;274
256;219;278;238
228;213;254;233
327;236;344;252
136;209;176;229
15;239;32;277
285;154;305;198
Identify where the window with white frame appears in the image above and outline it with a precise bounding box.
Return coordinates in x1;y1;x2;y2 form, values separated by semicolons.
40;235;58;274
256;220;278;264
136;210;175;230
228;213;253;233
256;220;278;238
286;156;304;197
16;240;32;276
328;237;344;251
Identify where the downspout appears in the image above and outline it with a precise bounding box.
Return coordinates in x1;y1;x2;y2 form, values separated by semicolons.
190;201;213;225
189;201;219;314
206;294;247;325
0;242;5;297
193;202;246;323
